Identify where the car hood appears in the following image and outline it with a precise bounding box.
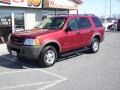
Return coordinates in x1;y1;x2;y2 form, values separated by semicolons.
12;29;58;38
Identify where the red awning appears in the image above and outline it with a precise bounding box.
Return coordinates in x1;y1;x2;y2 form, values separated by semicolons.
0;0;10;4
71;0;83;4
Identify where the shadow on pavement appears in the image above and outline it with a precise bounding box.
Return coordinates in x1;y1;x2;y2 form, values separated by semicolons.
0;54;39;69
106;30;120;33
0;49;91;69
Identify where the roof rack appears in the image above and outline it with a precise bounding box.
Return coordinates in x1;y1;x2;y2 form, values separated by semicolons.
57;14;95;16
78;14;95;16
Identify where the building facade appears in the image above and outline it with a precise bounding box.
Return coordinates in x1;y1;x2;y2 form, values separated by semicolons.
0;0;82;44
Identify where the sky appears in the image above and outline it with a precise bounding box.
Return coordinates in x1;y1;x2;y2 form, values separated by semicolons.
78;0;120;17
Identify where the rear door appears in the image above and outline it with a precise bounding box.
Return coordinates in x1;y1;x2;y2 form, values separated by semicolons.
77;17;93;47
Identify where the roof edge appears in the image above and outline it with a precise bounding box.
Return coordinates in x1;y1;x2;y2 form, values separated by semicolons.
71;0;83;4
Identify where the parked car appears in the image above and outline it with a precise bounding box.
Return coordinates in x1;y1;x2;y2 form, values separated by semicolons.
117;19;120;31
103;20;116;31
107;21;117;30
7;15;105;67
106;19;120;31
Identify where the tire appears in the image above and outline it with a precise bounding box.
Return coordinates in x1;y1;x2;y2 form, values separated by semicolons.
89;38;100;53
38;46;58;67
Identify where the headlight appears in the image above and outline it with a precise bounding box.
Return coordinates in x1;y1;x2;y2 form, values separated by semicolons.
24;38;40;45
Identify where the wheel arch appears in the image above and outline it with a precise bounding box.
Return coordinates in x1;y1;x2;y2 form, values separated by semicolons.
90;34;101;46
39;40;61;55
93;35;101;42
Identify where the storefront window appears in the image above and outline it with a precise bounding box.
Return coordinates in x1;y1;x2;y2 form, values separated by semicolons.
0;12;12;43
14;12;25;30
0;13;12;26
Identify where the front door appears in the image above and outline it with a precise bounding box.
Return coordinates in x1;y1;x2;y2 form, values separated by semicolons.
0;11;12;44
61;18;82;52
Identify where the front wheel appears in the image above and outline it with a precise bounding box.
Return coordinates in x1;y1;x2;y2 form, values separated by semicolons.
89;38;100;53
38;46;58;67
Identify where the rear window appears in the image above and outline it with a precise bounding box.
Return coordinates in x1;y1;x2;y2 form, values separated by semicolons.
92;17;103;27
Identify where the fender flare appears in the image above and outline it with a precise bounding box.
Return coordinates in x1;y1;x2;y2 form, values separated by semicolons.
89;33;101;45
39;40;61;54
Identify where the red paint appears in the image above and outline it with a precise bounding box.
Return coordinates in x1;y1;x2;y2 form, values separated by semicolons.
13;0;24;3
11;15;105;53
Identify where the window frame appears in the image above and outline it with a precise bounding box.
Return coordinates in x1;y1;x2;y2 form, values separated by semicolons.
92;17;103;27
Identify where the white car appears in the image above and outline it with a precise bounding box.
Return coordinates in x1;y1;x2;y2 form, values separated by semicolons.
103;20;117;31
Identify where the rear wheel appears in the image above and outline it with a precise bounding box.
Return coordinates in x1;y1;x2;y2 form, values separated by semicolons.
89;38;99;53
38;46;58;67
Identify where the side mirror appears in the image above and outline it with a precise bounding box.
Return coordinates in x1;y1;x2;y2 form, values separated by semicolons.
65;26;72;32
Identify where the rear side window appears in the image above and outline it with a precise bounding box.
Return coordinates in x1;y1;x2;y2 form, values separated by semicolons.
92;17;103;27
78;17;91;29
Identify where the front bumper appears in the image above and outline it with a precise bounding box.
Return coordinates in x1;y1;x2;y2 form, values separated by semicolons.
7;43;42;60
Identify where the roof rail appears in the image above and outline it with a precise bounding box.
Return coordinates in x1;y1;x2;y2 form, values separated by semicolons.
43;14;96;17
78;14;95;16
57;14;95;16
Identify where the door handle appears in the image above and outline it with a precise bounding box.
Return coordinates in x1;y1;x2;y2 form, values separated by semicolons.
90;30;94;33
76;32;80;35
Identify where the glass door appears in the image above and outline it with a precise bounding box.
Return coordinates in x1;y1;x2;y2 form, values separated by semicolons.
14;12;25;32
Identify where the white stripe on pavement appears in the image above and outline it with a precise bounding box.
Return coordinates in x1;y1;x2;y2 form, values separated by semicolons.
0;81;54;90
0;56;67;90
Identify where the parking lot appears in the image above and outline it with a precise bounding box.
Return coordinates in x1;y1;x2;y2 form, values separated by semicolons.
0;31;120;90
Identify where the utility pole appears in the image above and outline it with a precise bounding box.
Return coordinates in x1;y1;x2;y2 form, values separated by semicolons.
104;0;107;21
110;0;111;18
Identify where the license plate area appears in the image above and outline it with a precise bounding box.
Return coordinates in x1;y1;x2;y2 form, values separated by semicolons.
11;50;17;56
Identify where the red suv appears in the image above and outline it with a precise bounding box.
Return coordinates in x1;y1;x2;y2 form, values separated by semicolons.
7;15;104;67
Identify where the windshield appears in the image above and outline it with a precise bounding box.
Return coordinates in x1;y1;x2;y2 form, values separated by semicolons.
35;17;67;30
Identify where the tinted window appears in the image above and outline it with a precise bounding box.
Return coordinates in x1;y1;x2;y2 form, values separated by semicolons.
36;17;67;30
92;17;103;27
78;17;91;29
67;18;78;30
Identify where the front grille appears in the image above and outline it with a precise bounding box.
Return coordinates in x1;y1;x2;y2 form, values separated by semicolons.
10;35;25;44
10;47;20;53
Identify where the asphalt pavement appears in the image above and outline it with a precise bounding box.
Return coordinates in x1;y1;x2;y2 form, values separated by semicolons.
0;31;120;90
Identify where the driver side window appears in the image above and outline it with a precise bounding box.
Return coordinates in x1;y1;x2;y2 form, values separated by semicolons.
67;18;78;30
